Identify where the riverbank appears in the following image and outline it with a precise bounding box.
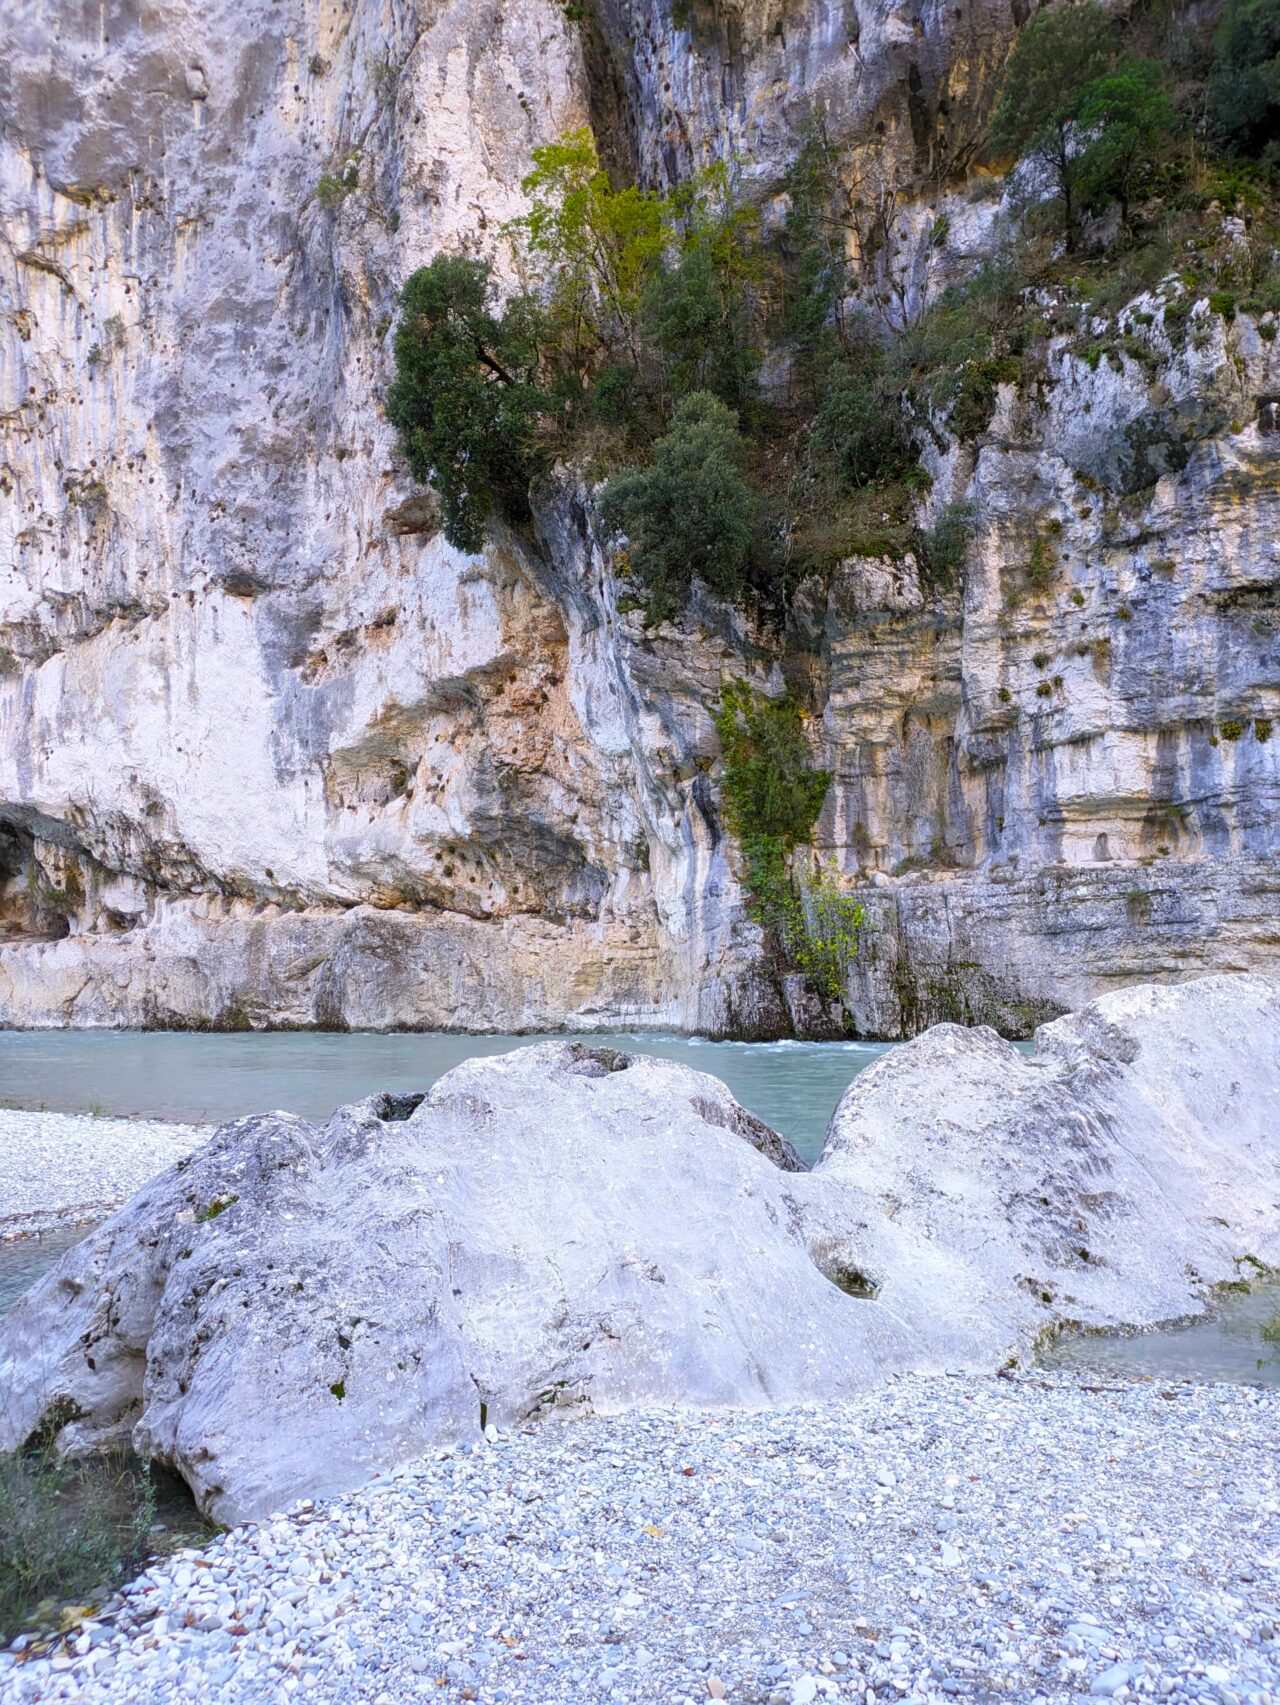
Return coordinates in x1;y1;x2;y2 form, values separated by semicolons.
0;1110;206;1240
1;1373;1276;1705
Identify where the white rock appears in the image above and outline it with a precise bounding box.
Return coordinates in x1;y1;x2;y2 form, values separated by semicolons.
4;977;1279;1525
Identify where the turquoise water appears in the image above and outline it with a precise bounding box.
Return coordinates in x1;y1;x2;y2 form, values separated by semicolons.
0;1221;91;1315
1038;1282;1280;1387
0;1030;893;1164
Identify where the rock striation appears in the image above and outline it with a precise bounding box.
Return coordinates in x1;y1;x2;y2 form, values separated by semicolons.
1;2;1278;1035
2;976;1276;1523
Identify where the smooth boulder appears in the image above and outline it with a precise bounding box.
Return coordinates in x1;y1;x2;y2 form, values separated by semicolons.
2;975;1278;1524
0;1044;916;1523
817;973;1280;1347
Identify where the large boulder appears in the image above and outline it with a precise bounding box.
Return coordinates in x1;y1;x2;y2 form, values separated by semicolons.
0;1044;918;1524
816;973;1280;1348
2;977;1278;1524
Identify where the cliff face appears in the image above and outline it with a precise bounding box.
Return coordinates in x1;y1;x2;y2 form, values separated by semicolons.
1;0;1277;1036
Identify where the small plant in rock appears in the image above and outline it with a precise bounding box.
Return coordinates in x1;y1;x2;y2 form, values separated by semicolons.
195;1193;239;1222
317;164;359;210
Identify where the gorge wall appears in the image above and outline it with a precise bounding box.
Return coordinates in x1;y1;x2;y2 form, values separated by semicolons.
1;0;1278;1037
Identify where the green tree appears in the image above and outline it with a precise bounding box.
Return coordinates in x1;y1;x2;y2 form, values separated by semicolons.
781;116;854;348
599;392;761;618
646;160;766;411
1077;58;1174;231
1207;0;1280;155
811;364;913;490
989;1;1115;247
645;236;760;410
509;129;668;378
385;256;545;553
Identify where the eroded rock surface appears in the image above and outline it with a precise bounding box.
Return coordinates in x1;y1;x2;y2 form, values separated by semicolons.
0;1042;901;1523
818;972;1280;1342
2;977;1277;1523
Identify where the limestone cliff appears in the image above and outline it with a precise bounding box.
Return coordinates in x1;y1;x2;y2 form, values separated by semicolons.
0;0;1277;1035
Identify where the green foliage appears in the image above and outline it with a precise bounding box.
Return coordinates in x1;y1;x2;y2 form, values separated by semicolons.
1207;0;1280;156
645;162;766;411
195;1193;238;1223
989;2;1115;246
790;865;867;1002
893;260;1028;440
1076;59;1175;230
713;683;862;1004
509;128;668;374
599;393;761;619
920;502;977;590
1026;535;1057;589
715;683;831;854
0;1448;156;1632
812;365;914;489
386;255;545;552
644;237;758;410
317;164;359;210
780;114;855;370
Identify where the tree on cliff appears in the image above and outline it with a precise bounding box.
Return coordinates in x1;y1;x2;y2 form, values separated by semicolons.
1207;0;1280;155
386;256;545;553
599;392;760;619
989;1;1115;247
1075;58;1175;234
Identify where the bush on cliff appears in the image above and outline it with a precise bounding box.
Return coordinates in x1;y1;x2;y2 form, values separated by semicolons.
599;392;761;620
386;256;545;553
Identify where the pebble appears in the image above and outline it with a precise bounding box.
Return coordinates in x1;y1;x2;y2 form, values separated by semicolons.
0;1109;205;1237
2;1374;1278;1705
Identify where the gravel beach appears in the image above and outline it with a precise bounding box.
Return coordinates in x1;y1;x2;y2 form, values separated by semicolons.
2;1373;1276;1705
0;1109;206;1238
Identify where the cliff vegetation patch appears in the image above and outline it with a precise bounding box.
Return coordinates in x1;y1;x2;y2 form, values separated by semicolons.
714;683;864;1008
385;0;1280;614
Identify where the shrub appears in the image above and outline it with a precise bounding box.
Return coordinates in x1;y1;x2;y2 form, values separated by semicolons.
0;1447;155;1632
919;502;977;590
385;256;545;552
599;393;761;619
1026;536;1056;589
948;353;1022;441
812;367;914;490
317;164;358;210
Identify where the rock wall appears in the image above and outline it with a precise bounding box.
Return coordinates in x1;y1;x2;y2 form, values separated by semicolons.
1;0;1277;1036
